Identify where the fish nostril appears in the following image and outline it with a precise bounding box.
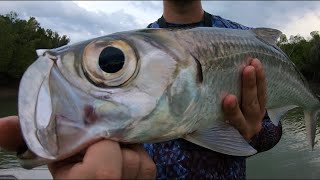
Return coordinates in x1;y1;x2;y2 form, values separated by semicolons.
36;49;58;62
45;52;58;63
49;56;58;62
43;51;58;63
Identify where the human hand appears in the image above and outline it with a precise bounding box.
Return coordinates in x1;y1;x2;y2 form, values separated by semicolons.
0;116;156;179
48;141;156;179
222;58;266;140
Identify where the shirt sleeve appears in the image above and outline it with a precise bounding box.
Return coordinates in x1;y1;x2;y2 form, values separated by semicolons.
249;112;282;153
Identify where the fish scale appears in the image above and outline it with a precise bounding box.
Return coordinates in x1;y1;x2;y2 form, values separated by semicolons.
175;28;317;107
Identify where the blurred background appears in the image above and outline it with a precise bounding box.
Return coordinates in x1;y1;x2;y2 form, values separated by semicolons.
0;1;319;179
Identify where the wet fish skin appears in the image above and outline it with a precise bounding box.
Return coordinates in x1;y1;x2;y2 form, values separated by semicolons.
17;27;320;169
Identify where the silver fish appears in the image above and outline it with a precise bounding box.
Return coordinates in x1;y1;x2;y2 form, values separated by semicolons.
18;27;320;169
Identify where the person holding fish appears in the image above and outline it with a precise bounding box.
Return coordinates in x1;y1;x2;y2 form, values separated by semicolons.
0;0;286;179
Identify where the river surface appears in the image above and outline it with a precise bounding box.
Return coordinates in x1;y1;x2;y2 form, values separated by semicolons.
0;87;320;179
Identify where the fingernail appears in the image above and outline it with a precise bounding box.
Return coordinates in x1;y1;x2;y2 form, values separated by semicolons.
252;59;262;69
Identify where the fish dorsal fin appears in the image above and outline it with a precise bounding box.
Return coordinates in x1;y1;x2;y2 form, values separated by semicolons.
251;28;282;45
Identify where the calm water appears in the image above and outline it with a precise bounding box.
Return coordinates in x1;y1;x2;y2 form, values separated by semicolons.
1;89;320;179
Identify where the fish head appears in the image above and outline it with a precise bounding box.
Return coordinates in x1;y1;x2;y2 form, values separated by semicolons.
18;28;202;167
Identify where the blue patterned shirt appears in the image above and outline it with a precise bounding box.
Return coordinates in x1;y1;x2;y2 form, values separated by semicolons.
144;13;282;180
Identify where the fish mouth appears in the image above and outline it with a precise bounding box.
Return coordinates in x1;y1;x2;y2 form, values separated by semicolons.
18;54;57;160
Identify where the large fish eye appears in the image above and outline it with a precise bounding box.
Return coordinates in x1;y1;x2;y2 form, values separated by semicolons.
82;40;138;87
99;47;125;73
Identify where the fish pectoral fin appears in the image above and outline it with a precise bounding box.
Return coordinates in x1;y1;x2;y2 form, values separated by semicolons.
267;105;298;126
183;125;257;156
304;109;320;150
251;28;282;45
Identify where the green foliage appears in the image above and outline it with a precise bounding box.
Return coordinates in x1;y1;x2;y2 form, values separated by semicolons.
277;31;320;82
0;11;70;80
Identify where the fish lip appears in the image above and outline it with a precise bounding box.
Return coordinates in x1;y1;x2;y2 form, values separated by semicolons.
18;56;57;160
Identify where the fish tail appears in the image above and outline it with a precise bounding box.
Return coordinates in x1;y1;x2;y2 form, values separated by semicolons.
304;105;320;150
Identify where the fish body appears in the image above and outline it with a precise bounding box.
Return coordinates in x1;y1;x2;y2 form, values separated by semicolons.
17;27;320;169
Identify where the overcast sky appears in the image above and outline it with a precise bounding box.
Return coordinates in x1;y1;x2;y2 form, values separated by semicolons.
0;1;319;43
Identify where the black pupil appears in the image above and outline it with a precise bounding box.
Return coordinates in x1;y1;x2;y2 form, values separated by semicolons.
99;47;125;73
